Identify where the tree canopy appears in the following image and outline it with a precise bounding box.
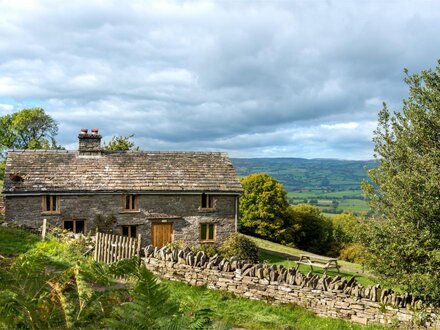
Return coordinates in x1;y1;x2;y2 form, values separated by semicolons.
103;135;139;151
0;107;58;151
239;173;289;242
362;60;440;303
287;204;332;254
0;108;59;180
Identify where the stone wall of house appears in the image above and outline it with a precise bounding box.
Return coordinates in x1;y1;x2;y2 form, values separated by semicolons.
143;246;439;328
4;194;237;245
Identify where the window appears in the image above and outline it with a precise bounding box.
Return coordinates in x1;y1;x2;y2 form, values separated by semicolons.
42;195;60;213
123;195;138;211
200;223;216;241
64;220;85;234
122;225;137;238
200;193;214;209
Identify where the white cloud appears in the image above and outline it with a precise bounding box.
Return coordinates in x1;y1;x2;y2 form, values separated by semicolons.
321;122;360;130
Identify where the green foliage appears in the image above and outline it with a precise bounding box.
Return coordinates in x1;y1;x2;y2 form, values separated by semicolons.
0;107;59;151
0;227;39;256
191;243;219;257
105;264;185;329
103;134;139;151
0;107;60;180
219;233;259;263
338;243;365;264
239;173;290;242
362;60;440;304
287;204;333;255
0;160;5;180
330;214;361;251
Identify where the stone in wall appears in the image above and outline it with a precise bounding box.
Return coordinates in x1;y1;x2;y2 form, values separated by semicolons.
141;244;439;328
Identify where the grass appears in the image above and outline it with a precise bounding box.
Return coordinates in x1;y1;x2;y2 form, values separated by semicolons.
0;226;40;256
0;227;385;329
287;189;364;199
245;235;376;287
259;252;375;287
164;280;385;330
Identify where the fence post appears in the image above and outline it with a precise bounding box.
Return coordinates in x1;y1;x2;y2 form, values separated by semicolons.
136;234;142;258
94;232;100;262
41;218;47;241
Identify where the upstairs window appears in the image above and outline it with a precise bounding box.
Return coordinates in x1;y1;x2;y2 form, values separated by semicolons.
200;223;216;241
42;195;60;213
122;225;137;238
123;195;138;211
201;193;214;209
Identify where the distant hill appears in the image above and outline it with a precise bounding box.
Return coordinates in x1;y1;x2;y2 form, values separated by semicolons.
231;158;377;192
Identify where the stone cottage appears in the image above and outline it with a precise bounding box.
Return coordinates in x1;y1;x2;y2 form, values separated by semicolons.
2;129;243;247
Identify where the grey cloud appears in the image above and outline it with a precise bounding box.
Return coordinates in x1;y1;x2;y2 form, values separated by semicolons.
1;0;440;159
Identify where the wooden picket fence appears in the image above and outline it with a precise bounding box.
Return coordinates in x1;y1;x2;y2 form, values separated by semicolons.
93;232;142;264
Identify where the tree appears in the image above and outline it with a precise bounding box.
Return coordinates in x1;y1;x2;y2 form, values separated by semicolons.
103;135;139;151
361;60;440;303
0;107;59;180
0;107;58;150
239;173;290;242
287;204;333;254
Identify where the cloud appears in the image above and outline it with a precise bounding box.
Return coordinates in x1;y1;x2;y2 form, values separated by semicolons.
1;0;440;159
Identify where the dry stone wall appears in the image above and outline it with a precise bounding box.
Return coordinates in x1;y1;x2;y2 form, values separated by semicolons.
143;245;440;328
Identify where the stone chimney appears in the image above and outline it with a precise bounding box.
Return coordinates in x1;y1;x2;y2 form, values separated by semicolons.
78;128;102;156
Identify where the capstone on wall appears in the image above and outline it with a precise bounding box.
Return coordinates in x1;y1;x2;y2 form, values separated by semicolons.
4;194;237;245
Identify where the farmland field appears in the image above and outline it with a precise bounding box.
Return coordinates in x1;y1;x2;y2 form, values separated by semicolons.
232;158;374;215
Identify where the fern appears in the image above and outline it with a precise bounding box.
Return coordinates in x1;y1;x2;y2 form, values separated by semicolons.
105;265;187;329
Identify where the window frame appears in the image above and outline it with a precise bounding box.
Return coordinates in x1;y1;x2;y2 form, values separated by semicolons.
200;223;216;242
200;193;215;210
41;195;60;214
121;225;137;238
63;219;86;234
122;194;139;212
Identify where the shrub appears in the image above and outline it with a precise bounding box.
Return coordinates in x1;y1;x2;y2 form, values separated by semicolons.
219;233;259;263
191;243;219;257
338;243;365;264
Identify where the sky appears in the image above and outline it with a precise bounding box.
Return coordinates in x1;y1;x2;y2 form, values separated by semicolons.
1;0;440;159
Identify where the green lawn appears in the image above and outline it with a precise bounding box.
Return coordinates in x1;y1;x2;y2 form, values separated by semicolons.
245;235;376;287
164;280;384;330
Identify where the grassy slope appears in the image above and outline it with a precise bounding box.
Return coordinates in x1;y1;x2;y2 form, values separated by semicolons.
165;280;384;330
0;227;383;329
0;227;39;256
245;235;376;287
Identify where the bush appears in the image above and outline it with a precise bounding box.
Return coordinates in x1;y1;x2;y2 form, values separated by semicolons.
338;243;365;264
219;233;259;263
191;243;219;257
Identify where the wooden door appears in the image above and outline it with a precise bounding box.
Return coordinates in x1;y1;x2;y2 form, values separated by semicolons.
151;223;173;247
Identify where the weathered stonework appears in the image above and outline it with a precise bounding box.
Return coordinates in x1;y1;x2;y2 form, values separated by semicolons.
143;247;440;328
2;129;242;245
4;193;237;246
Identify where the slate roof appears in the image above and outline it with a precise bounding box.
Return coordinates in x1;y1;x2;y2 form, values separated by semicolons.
3;150;243;194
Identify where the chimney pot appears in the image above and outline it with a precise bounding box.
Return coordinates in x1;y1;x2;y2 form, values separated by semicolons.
80;128;88;134
91;128;99;135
